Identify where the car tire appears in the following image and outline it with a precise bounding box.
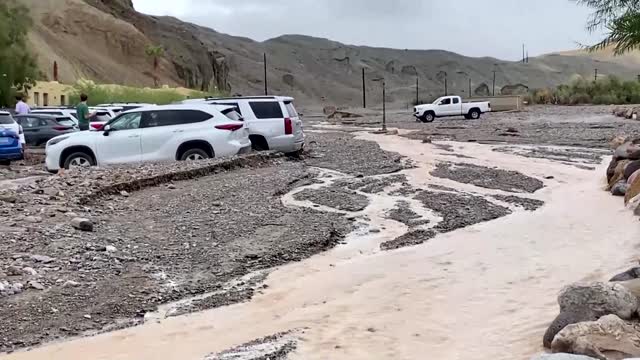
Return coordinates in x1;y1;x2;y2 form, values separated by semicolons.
0;160;10;166
180;148;210;161
469;109;481;120
422;112;435;123
63;152;95;169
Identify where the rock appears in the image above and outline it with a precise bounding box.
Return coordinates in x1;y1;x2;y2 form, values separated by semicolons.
24;216;42;224
120;190;129;197
543;282;638;348
506;127;519;133
6;266;22;276
212;201;223;207
530;354;599;360
545;176;555;180
63;280;80;287
22;267;37;276
0;195;17;203
28;281;45;290
611;181;628;196
31;255;55;264
552;315;640;359
71;218;94;232
611;267;640;282
610;135;628;150
323;106;337;117
629;169;640;186
625;161;640;180
83;314;92;319
105;245;117;253
608;159;631;190
167;184;176;190
626;174;640;204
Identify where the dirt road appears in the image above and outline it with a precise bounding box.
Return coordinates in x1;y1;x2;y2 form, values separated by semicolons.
2;106;639;359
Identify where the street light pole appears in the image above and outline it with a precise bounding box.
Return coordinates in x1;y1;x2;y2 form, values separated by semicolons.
416;77;419;105
362;68;366;108
382;81;387;131
492;71;497;96
444;72;448;96
263;53;268;96
468;78;472;98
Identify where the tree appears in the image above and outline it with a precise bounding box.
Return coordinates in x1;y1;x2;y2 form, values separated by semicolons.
577;0;640;54
0;1;39;106
144;44;164;88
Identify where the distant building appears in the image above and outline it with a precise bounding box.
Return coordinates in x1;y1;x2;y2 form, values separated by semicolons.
27;81;71;107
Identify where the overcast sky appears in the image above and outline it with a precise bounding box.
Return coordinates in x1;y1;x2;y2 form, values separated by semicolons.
131;0;605;60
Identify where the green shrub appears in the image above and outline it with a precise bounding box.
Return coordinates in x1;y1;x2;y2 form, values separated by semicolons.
527;76;640;105
67;80;222;106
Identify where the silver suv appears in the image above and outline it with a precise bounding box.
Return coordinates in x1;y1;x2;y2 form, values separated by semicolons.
197;96;304;153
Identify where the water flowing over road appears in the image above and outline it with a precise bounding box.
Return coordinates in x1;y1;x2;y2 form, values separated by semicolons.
5;132;639;360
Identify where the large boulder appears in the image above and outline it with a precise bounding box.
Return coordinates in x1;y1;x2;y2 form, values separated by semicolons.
543;283;639;348
625;161;640;180
552;315;640;360
608;160;631;190
629;169;640;185
607;157;621;183
611;181;628;196
626;174;640;204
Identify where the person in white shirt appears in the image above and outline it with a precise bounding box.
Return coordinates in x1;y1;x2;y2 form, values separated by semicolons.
14;95;31;115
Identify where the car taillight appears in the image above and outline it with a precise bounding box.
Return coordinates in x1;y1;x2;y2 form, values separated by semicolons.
215;124;244;131
284;117;292;135
91;123;104;130
52;126;71;131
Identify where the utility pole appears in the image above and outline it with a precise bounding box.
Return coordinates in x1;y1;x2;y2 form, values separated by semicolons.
416;77;419;105
526;51;529;64
492;71;497;96
263;53;268;95
468;78;472;97
362;68;366;108
444;72;448;96
382;81;387;131
522;44;525;64
595;68;598;82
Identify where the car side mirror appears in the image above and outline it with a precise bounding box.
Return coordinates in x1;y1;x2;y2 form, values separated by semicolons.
103;124;111;136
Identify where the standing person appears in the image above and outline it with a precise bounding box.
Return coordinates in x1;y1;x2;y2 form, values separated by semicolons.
76;94;96;131
14;95;30;115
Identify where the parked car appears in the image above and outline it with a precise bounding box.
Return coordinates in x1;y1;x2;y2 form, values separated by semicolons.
0;111;25;145
13;114;78;146
195;96;304;153
45;104;251;172
0;129;23;165
96;103;155;112
32;108;79;122
413;96;492;122
88;107;117;130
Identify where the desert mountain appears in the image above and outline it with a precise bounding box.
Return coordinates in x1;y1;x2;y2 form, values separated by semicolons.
20;0;640;105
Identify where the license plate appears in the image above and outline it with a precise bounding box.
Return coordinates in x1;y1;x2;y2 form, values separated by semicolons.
0;138;10;144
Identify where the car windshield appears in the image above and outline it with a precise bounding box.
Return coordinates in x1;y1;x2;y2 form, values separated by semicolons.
221;108;243;122
0;114;15;124
56;117;76;127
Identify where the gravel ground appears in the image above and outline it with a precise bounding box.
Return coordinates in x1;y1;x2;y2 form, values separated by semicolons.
380;230;437;251
385;201;429;227
205;330;301;360
334;174;409;194
492;195;545;211
294;186;370;212
430;162;545;193
413;190;512;233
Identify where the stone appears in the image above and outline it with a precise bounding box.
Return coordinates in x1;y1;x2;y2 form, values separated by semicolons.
83;314;92;319
6;266;22;276
626;174;640;204
543;282;638;348
31;255;55;264
22;267;37;276
0;195;17;204
63;280;80;287
530;354;599;360
120;190;129;197
24;216;42;224
212;202;223;207
167;184;176;190
608;159;631;190
71;218;94;232
611;181;628;196
629;169;640;186
611;267;640;282
625;161;640;180
610;135;628;150
552;315;640;359
29;281;45;290
105;245;117;253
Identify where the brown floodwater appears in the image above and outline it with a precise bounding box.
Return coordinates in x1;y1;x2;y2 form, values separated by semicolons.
4;133;639;360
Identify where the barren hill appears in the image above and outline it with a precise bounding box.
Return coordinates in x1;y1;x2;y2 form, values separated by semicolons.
20;0;640;105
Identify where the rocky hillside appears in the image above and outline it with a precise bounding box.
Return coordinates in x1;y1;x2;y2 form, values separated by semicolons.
21;0;640;105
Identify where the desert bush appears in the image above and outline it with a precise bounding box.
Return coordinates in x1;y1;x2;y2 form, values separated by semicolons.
527;76;640;105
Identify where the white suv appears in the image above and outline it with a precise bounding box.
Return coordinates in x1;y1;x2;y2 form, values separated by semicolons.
45;104;251;172
193;96;304;153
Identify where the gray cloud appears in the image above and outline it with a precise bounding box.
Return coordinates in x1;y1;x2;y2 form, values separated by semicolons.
132;0;604;60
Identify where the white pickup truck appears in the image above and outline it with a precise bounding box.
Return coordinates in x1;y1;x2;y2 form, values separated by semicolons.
414;96;491;122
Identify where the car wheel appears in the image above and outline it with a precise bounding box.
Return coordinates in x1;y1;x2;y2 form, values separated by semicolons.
469;110;481;120
0;159;10;166
63;152;95;169
422;113;435;123
180;148;210;161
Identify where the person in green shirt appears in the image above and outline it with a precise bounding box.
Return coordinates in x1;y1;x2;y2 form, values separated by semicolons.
76;94;96;131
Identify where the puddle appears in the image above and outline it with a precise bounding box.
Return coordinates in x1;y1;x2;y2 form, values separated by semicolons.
4;133;639;360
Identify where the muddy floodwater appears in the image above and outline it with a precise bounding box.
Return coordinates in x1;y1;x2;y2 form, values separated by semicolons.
4;131;640;360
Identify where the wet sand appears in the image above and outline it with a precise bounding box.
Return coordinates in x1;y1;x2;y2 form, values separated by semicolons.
4;132;638;360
